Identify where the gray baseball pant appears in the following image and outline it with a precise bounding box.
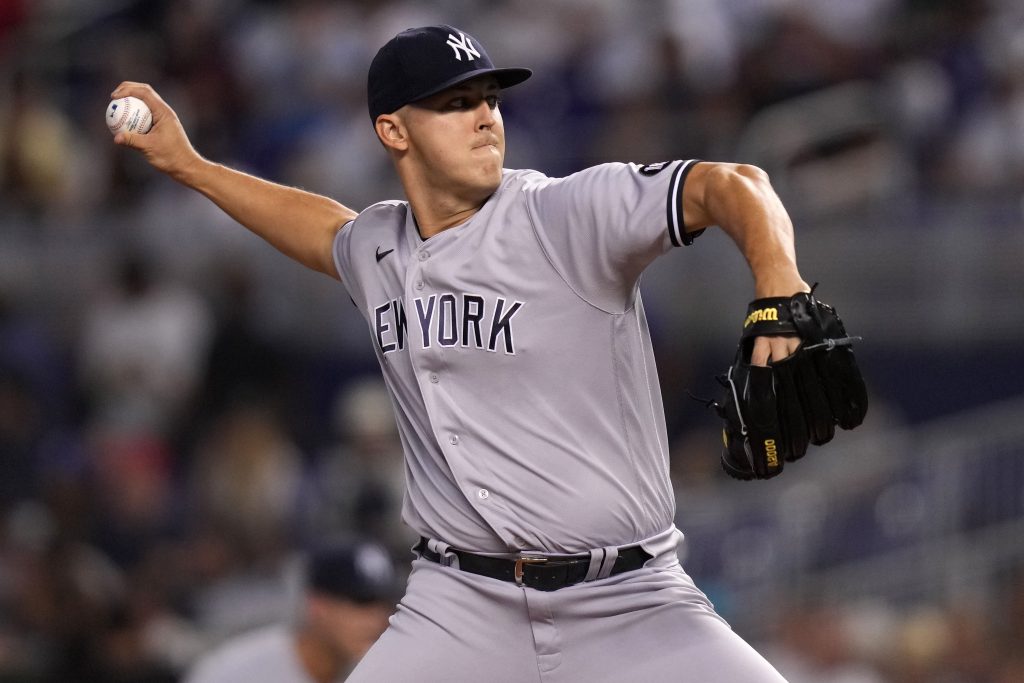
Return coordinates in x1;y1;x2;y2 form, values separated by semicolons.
346;552;788;682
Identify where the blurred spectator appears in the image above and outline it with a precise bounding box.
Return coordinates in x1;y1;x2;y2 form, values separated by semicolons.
883;606;952;683
0;72;75;217
78;252;213;434
301;377;412;560
183;540;398;683
185;398;305;640
87;426;177;569
764;602;889;683
195;265;291;425
0;510;179;682
188;399;304;566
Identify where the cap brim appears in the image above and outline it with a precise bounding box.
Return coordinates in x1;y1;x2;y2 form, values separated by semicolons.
407;67;533;107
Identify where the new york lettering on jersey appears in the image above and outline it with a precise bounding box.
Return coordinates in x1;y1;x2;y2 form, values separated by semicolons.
372;294;524;355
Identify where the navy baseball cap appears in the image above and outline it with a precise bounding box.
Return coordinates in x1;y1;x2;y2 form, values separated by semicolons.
367;25;532;122
306;541;399;604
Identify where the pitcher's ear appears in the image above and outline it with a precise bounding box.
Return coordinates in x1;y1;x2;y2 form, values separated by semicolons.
375;114;408;151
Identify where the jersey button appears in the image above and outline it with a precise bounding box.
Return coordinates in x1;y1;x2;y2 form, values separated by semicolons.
429;373;439;383
449;434;459;445
415;280;424;290
418;251;430;261
477;488;489;500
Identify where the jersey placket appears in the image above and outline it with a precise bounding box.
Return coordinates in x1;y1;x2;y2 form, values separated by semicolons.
403;233;513;535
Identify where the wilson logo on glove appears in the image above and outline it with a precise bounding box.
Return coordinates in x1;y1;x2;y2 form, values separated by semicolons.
743;307;779;327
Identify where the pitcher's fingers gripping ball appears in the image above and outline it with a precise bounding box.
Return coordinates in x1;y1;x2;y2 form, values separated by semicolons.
714;287;869;480
106;96;153;136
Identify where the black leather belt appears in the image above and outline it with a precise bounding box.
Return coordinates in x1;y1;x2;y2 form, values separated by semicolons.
415;538;652;592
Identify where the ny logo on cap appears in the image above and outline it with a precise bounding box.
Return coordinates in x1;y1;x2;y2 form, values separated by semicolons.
446;31;481;61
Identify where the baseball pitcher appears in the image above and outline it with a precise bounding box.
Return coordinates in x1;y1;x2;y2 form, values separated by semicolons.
111;24;866;682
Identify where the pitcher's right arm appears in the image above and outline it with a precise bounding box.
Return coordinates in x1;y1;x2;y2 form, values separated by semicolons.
111;82;356;280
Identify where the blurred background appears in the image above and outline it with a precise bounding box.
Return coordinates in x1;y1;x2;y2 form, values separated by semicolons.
1;0;1023;681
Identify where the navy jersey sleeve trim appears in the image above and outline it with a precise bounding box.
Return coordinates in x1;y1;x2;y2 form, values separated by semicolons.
666;159;704;247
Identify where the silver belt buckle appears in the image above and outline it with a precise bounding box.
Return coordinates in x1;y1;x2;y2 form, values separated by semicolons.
513;556;548;586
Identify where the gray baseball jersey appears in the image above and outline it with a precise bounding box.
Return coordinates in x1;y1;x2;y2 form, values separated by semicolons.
335;159;789;682
333;159;702;555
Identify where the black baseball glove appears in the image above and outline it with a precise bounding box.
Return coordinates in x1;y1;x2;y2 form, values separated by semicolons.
712;288;868;480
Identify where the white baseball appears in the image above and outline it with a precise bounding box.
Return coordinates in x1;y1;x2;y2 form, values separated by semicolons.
106;96;153;136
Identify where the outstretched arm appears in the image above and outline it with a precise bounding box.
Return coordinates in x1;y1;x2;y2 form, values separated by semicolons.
110;82;356;280
682;162;810;364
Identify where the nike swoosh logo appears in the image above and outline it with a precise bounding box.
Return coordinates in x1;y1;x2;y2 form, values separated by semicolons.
375;246;394;263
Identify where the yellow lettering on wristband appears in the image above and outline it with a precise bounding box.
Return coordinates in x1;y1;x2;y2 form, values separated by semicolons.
744;307;779;328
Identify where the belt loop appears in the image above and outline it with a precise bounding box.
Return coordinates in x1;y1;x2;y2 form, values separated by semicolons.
584;546;620;581
596;546;619;579
584;548;605;582
426;539;460;569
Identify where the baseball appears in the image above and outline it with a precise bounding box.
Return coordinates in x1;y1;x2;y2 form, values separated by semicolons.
105;96;153;136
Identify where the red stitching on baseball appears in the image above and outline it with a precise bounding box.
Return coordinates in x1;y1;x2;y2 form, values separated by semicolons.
111;97;130;131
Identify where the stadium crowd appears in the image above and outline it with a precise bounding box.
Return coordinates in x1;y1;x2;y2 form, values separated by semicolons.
1;0;1023;680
